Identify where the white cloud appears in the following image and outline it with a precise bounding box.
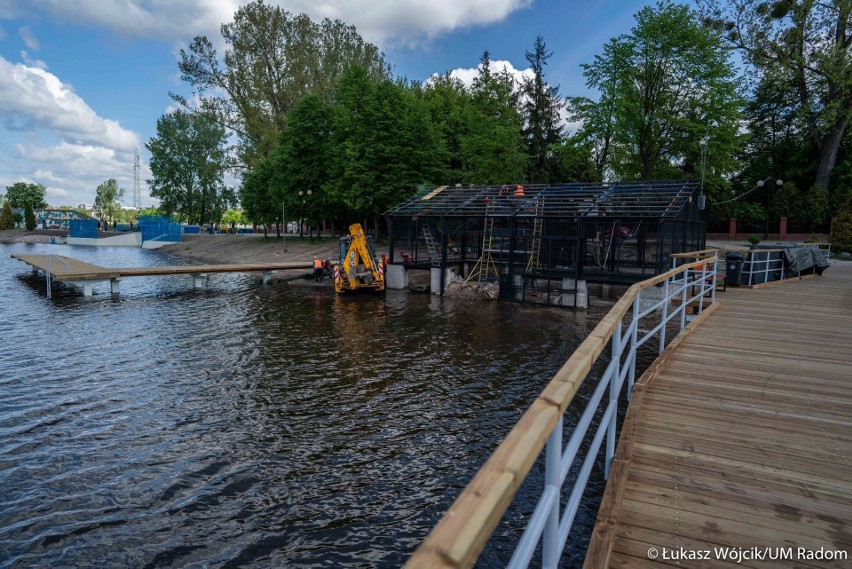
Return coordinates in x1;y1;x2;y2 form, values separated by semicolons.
7;142;151;207
0;54;139;150
18;26;40;50
441;59;535;88
20;50;48;70
284;0;532;46
3;1;530;47
0;53;146;206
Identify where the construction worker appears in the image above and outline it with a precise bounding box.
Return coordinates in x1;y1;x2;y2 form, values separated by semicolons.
313;256;324;282
514;184;525;198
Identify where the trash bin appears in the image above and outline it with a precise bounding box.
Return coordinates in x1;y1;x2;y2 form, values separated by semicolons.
726;253;744;286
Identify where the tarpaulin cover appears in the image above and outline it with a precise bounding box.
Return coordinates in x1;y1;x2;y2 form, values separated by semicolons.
784;246;830;273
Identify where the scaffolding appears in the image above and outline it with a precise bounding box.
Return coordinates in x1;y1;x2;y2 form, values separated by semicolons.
385;180;707;303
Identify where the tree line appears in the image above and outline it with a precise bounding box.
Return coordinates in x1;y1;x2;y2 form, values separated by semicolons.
135;0;852;240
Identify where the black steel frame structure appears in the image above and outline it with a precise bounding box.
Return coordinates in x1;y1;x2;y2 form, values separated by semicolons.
385;180;706;303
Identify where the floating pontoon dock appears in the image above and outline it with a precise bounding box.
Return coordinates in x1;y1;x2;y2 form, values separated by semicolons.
12;254;313;297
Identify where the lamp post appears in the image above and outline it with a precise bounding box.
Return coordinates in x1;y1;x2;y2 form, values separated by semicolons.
698;120;718;210
298;189;312;239
282;200;287;252
758;178;784;238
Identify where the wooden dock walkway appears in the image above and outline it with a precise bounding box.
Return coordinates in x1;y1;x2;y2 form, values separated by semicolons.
586;262;852;567
12;254;313;296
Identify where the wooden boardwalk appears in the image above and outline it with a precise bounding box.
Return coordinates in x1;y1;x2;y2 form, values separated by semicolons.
12;254;313;295
586;262;852;568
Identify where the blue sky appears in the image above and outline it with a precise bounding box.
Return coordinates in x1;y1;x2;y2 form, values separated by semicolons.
0;0;668;207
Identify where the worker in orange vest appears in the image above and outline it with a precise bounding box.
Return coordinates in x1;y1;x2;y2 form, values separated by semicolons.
313;256;324;282
514;184;525;198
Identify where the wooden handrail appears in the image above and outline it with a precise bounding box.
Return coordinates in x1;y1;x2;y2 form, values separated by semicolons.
669;247;720;259
405;256;715;568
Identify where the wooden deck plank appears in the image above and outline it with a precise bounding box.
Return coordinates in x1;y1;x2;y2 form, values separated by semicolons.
11;254;313;282
586;262;852;568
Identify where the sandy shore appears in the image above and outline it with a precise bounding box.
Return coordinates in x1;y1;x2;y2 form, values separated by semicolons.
156;233;385;282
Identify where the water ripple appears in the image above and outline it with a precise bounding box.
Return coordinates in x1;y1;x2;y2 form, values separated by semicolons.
1;242;608;567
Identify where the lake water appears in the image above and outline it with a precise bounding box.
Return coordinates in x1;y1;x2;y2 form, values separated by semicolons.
1;241;620;567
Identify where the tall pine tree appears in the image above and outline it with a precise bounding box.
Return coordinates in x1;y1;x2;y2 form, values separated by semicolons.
522;36;564;183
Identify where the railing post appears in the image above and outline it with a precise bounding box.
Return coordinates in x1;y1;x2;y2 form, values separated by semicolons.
711;257;717;305
628;295;639;401
542;419;562;568
680;267;688;330
606;323;621;480
46;254;52;299
660;277;669;353
699;261;707;314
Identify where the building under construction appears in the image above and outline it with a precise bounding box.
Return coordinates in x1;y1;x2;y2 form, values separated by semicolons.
384;180;706;306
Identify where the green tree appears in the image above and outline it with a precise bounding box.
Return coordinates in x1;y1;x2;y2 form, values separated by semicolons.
174;0;388;170
239;159;279;236
24;203;36;231
94;179;124;222
522;36;564;183
147;110;233;225
326;67;444;230
269;94;335;235
731;201;766;231
831;199;852;253
578;1;742;184
800;185;829;231
422;74;471;184
462;52;527;184
5;182;47;209
701;0;852;192
0;201;14;230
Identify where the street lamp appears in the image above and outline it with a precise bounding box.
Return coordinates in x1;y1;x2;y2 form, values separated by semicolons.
698;119;718;210
757;177;784;238
298;189;312;239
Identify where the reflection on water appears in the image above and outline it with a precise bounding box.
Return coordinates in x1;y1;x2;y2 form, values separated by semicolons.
1;242;613;567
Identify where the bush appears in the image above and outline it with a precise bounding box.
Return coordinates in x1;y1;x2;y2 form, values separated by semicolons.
831;200;852;254
800;185;829;232
12;212;23;224
747;234;761;245
0;201;13;230
731;201;766;231
24;203;36;231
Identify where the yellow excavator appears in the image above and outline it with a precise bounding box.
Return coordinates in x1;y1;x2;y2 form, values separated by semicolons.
334;223;385;293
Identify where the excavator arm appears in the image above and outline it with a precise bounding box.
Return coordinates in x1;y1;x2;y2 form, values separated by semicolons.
334;223;385;293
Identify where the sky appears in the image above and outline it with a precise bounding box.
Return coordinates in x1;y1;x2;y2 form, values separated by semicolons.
0;0;668;208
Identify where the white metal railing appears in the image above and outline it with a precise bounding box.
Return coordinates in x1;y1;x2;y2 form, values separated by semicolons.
741;244;830;286
407;256;718;568
45;254;69;299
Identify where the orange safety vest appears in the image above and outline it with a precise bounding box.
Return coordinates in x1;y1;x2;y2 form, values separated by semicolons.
514;184;525;197
313;259;323;269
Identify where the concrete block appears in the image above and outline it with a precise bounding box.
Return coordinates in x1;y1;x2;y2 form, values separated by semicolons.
430;267;458;295
562;278;588;309
385;264;408;290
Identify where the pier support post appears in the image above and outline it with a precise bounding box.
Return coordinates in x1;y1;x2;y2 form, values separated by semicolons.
261;271;272;284
110;277;121;295
192;274;207;288
82;282;93;297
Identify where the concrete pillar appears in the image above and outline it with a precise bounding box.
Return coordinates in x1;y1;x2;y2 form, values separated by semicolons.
562;278;589;309
385;264;408;290
779;217;788;241
601;284;612;301
110;278;121;295
729;217;737;240
192;273;208;288
430;267;457;295
261;271;272;284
